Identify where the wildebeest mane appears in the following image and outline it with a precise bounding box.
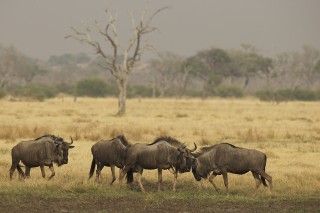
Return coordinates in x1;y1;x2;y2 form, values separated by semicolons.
221;143;238;148
34;134;63;142
193;143;239;157
148;136;183;147
193;146;215;158
34;134;52;141
116;135;131;147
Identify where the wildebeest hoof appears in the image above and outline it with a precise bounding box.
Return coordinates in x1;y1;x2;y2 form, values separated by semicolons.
110;178;116;185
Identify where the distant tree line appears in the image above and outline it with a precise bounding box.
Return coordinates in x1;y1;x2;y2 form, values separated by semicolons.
149;44;320;102
1;43;320;102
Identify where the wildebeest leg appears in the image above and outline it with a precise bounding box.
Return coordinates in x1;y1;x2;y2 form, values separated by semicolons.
209;174;221;193
16;164;25;179
257;170;273;193
96;163;104;183
48;164;55;180
172;172;178;192
137;171;145;192
118;169;126;186
25;166;31;178
40;165;46;178
110;165;116;185
9;159;20;180
222;170;229;195
252;171;261;196
119;165;131;187
157;168;162;191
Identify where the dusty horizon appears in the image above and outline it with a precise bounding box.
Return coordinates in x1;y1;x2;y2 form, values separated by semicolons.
1;0;320;60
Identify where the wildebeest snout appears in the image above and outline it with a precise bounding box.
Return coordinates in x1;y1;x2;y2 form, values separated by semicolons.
182;157;193;172
192;167;202;181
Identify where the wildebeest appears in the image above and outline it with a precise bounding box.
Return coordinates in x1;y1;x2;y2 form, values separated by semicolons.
89;135;133;185
119;136;197;192
9;134;75;180
192;143;272;195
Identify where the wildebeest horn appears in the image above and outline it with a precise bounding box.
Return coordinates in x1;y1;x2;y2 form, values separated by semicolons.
178;144;186;152
69;136;73;145
189;143;197;152
54;139;63;145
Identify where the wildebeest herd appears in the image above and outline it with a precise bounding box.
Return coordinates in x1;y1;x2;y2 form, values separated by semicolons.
9;134;273;195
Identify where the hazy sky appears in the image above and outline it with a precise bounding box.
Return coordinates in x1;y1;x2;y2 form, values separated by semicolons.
1;0;319;61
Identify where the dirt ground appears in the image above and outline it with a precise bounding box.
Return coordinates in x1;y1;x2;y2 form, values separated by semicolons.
0;195;319;213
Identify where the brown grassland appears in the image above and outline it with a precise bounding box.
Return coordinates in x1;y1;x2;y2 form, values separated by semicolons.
0;97;319;212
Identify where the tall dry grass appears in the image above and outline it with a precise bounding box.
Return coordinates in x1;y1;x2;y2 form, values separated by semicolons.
0;97;319;197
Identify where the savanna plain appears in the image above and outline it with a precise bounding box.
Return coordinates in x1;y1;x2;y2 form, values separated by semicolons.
0;97;319;212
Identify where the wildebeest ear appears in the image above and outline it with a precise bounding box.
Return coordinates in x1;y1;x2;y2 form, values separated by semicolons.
69;145;75;149
177;147;186;153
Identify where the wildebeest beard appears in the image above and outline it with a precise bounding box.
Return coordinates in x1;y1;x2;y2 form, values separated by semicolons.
176;153;192;173
54;137;74;166
184;157;193;172
54;145;65;167
192;166;202;181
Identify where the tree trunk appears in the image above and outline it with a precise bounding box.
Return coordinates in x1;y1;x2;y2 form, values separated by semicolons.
266;73;271;90
152;76;157;98
116;77;128;115
159;73;167;98
178;67;190;98
202;81;209;100
159;87;165;98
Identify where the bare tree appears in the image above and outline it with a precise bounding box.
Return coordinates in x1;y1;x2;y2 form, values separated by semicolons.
0;45;17;90
299;45;320;89
177;63;191;98
150;51;183;97
66;6;168;115
0;45;43;90
273;46;320;90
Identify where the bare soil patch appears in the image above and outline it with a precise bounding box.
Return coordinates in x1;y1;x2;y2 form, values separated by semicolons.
0;195;319;213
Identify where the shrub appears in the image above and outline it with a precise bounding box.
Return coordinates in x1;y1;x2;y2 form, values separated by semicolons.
0;89;5;99
256;89;320;102
76;78;115;97
214;85;244;98
316;89;320;100
55;83;76;95
275;89;294;101
255;90;275;101
12;84;57;101
293;89;316;101
127;85;153;98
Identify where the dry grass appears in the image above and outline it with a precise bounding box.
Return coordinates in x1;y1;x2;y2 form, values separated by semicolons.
0;97;319;197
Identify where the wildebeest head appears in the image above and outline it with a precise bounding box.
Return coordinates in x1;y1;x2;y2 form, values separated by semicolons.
55;137;75;166
191;158;208;181
176;143;197;172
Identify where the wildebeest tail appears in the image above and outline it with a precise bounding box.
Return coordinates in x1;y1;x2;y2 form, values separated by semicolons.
126;168;133;184
261;154;268;187
16;164;25;178
89;158;96;179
